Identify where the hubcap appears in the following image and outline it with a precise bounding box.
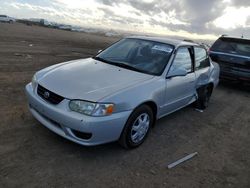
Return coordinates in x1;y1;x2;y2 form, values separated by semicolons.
131;113;150;144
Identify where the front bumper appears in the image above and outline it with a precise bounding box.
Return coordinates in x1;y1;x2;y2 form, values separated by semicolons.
25;83;131;146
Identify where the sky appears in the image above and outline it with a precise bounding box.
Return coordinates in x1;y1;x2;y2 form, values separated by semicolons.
1;0;250;40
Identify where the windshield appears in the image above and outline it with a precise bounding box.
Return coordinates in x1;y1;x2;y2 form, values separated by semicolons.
94;38;174;75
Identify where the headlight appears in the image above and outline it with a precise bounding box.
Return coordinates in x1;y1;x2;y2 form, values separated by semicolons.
69;100;114;116
31;74;37;91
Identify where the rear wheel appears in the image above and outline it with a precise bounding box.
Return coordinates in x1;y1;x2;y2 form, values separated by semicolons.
195;85;213;110
119;105;154;149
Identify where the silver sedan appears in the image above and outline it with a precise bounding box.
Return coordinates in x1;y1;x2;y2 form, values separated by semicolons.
25;36;220;148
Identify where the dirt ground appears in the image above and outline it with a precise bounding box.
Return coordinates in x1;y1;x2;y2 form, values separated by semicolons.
0;23;249;188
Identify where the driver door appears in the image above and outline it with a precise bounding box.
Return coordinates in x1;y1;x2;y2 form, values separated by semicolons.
163;46;196;114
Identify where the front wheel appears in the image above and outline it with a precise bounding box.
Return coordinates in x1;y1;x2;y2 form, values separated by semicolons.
119;105;154;149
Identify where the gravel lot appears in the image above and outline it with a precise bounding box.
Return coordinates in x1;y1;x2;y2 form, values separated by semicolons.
0;23;249;188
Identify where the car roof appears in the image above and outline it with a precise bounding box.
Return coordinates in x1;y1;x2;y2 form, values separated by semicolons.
219;35;250;41
126;36;199;47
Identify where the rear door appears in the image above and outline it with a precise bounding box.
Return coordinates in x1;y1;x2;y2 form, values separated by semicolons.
163;46;196;114
194;47;211;82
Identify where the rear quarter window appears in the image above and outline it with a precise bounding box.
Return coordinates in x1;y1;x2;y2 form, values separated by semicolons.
194;47;210;70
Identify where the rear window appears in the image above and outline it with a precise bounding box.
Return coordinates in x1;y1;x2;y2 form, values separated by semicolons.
211;37;250;56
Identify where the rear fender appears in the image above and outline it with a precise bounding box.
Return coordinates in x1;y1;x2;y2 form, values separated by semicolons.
195;60;220;90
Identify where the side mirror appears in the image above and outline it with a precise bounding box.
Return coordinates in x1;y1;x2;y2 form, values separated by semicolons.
97;49;102;54
166;67;188;78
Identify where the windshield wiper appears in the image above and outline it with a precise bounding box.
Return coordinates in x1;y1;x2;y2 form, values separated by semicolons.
93;57;145;74
110;62;146;73
92;56;111;64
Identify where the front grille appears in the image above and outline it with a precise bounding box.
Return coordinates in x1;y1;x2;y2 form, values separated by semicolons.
37;84;64;104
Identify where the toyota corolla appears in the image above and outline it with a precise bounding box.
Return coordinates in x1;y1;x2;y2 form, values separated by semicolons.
25;36;220;148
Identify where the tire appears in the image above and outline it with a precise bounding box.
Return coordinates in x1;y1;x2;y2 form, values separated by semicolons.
195;85;213;110
119;105;154;149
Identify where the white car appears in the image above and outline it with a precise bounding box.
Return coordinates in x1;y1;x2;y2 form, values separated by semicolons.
26;36;220;148
0;15;15;23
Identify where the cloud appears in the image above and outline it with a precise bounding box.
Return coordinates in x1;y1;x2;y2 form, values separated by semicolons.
231;0;250;7
213;6;250;29
1;0;250;40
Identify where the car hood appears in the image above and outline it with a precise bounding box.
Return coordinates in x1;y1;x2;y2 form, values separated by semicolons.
38;58;154;101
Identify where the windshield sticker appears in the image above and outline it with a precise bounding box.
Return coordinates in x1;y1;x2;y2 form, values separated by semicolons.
152;45;173;53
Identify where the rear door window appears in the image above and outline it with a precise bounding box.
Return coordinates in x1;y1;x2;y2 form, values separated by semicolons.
194;47;210;70
211;38;250;56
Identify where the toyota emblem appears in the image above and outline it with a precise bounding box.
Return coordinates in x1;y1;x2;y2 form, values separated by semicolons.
43;91;50;99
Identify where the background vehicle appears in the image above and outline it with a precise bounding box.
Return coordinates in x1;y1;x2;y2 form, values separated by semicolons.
0;15;15;23
209;36;250;82
26;37;220;148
